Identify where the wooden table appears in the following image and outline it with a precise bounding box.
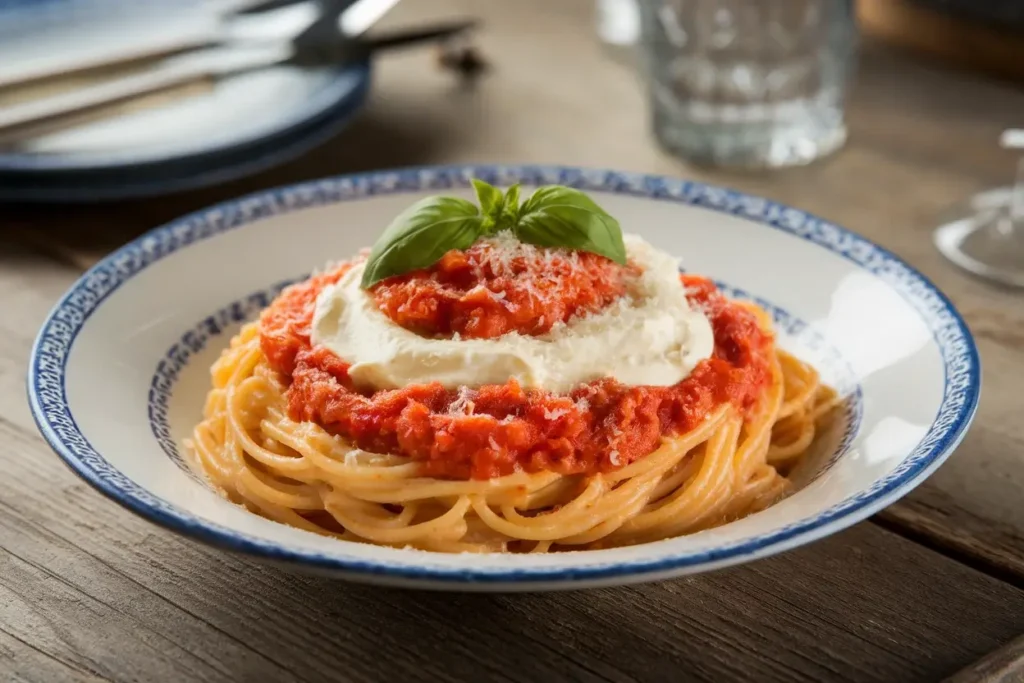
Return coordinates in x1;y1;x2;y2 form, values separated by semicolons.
3;1;1024;681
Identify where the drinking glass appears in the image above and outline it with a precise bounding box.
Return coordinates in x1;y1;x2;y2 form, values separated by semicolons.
597;0;641;58
934;130;1024;288
638;0;857;168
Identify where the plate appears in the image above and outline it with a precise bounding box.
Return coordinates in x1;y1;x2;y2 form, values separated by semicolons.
27;165;981;591
0;0;369;178
0;62;369;202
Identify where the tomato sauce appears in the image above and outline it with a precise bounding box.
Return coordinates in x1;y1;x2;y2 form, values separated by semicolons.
260;254;772;480
370;239;639;339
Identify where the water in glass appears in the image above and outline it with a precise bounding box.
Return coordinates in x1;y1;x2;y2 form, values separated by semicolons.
640;0;857;168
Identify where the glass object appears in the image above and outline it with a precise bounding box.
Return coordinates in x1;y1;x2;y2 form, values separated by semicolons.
638;0;856;168
934;130;1024;288
596;0;640;61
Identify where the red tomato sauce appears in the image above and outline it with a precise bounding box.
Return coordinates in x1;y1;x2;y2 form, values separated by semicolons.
259;256;772;480
370;238;639;339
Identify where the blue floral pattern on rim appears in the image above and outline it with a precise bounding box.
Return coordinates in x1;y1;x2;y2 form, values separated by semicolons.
27;165;980;584
148;282;291;481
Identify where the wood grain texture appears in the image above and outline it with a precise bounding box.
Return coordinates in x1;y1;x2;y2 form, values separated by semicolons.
945;634;1024;683
859;0;1024;84
3;1;1024;681
1;405;1023;683
876;486;1024;589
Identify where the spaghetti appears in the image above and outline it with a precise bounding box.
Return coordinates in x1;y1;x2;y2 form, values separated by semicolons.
187;249;840;553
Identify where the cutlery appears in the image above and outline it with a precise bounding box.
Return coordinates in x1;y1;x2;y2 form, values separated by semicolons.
0;12;475;142
0;0;400;91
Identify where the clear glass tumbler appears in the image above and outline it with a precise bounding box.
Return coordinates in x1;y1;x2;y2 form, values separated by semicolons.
638;0;857;168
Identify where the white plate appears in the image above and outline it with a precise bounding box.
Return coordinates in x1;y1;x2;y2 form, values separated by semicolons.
28;165;981;591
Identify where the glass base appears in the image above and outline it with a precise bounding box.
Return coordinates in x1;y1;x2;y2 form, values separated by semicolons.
934;188;1024;288
652;108;847;169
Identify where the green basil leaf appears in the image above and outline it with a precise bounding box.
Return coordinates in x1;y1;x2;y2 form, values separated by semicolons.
359;184;626;287
498;183;521;231
514;185;627;264
471;178;504;232
360;196;484;288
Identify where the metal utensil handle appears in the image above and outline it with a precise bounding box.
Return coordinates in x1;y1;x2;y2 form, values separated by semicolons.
365;18;479;51
0;0;309;90
0;0;386;92
0;29;221;91
0;44;291;141
0;17;474;141
0;63;216;138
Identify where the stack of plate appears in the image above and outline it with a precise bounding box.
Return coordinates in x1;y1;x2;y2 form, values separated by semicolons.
0;0;371;202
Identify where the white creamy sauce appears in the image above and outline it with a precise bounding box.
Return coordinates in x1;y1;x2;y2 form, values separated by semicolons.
311;234;714;393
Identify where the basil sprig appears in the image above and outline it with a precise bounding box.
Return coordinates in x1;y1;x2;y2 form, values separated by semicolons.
360;180;626;288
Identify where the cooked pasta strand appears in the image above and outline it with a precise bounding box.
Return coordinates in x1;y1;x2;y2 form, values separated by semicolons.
184;322;840;552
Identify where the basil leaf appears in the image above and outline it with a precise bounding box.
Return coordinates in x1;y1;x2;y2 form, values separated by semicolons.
471;179;503;219
514;186;627;264
359;183;626;287
471;178;504;232
360;196;484;288
498;183;521;231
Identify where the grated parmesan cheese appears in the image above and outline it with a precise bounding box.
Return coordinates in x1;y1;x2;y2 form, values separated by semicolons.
469;231;606;312
448;386;476;415
543;407;569;420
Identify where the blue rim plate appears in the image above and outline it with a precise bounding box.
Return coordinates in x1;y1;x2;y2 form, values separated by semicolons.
0;61;370;202
0;1;367;174
0;62;370;177
27;165;981;589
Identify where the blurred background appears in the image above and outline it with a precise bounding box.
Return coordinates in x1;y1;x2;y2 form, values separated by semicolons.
1;0;1023;285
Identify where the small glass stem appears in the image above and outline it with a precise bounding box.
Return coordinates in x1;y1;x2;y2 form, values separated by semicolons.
935;129;1024;287
1010;157;1024;232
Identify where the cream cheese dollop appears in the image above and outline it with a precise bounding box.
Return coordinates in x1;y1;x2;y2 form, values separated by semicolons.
310;234;713;393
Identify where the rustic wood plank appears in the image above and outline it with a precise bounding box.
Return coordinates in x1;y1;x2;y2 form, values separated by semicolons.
859;0;1024;84
1;410;1023;683
0;628;109;683
0;544;239;683
945;635;1024;683
876;484;1024;588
